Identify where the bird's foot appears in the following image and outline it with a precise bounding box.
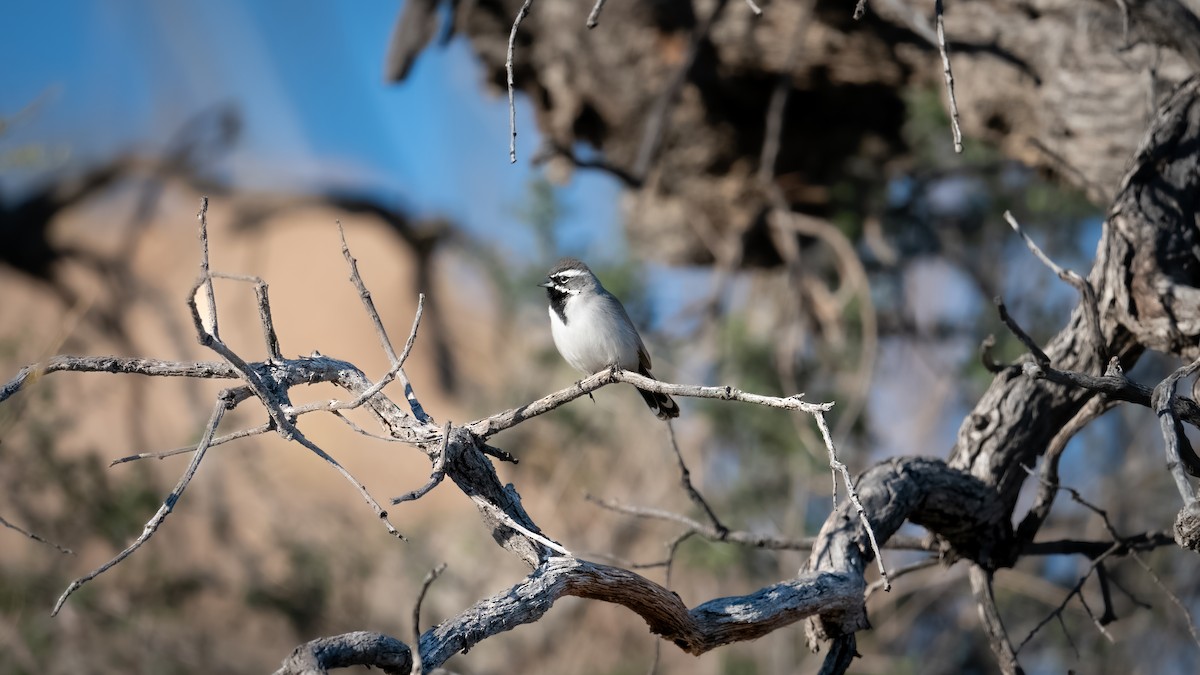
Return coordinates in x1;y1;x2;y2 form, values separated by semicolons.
575;379;596;404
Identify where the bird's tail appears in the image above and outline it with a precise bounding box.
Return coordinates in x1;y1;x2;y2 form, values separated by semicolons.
636;366;680;420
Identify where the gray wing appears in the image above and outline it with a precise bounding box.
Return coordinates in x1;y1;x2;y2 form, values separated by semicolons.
612;294;652;371
598;287;653;371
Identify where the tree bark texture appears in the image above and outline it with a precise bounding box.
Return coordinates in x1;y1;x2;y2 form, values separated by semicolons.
389;0;1200;265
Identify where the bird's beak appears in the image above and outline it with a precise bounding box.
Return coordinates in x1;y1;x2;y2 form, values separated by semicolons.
537;279;553;288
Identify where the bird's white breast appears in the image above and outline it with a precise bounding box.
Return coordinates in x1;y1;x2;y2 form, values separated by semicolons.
548;294;641;374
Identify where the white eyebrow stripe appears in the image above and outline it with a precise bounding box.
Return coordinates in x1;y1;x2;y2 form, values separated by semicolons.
553;269;584;278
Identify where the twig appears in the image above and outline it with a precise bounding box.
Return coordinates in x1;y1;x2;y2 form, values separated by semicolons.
197;197;220;339
865;557;936;599
1015;396;1115;546
968;566;1022;674
1094;563;1117;625
479;500;572;556
935;0;963;153
1018;360;1200;472
331;410;405;443
814;410;889;590
587;494;818;550
291;428;407;540
586;0;606;29
2;356;239;404
411;562;448;675
393;421;451;505
1012;477;1155;652
1075;587;1115;643
743;0;763;16
338;223;431;423
0;514;72;554
853;0;868;20
1152;356;1200;504
665;422;726;535
1056;613;1081;660
53;393;230;615
109;422;272;466
506;0;535;163
209;272;283;359
186;240;405;542
467;367;831;439
995;297;1051;366
1130;551;1200;649
1004;211;1107;365
979;335;1010;374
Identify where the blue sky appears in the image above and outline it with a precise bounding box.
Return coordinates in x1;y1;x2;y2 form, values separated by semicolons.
0;0;622;259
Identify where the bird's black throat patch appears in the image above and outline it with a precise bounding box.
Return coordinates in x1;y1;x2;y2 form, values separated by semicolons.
546;286;570;324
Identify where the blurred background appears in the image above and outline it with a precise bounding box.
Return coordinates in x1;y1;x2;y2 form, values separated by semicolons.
2;1;1198;673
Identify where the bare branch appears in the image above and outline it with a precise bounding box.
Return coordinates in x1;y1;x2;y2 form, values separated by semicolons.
935;0;963;153
0;514;72;554
416;556;863;668
585;0;607;29
197;197;220;339
1004;210;1107;365
665;421;726;535
109;422;272;466
995;297;1051;367
506;0;534;163
969;566;1021;675
209;272;282;359
1130;551;1200;649
275;631;412;675
1152;356;1200;504
865;557;936;599
814;410;889;591
53;392;232;616
1015;395;1116;545
412;563;447;675
330;410;406;443
291;427;406;540
392;421;451;505
587;494;817;550
467;367;830;439
478;499;571;556
979;335;1011;374
339;223;431;423
2;355;238;404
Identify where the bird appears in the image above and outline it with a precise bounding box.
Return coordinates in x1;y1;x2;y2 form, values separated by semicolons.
539;257;680;420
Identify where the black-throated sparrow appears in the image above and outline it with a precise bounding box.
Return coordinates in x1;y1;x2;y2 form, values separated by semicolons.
539;258;680;420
